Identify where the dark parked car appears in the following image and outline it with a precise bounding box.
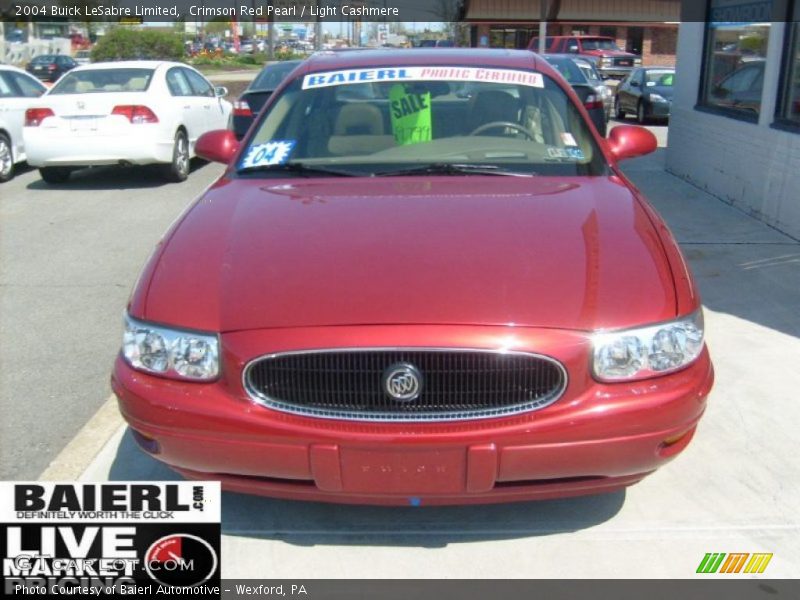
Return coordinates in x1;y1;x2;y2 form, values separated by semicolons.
232;60;302;139
417;39;455;48
543;55;608;136
573;56;614;120
26;54;77;83
615;67;676;124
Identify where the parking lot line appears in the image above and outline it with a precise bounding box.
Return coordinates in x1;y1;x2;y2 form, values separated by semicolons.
38;394;124;480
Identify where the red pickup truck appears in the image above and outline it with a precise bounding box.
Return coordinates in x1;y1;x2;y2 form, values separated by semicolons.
528;35;641;79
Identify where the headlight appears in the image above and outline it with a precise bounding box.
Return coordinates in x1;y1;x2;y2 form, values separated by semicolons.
122;315;219;381
601;58;613;67
592;310;704;382
649;93;668;103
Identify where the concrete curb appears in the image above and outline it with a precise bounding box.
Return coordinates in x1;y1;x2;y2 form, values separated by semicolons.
38;394;124;480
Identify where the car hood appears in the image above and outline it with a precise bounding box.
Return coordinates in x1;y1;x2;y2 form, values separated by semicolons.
139;176;676;332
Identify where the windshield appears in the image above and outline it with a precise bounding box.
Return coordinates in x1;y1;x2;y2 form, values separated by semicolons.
645;70;675;87
250;62;301;91
49;69;154;94
238;66;607;178
576;62;602;83
580;38;621;51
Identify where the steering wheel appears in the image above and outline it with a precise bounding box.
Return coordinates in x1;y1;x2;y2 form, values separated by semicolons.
469;121;535;139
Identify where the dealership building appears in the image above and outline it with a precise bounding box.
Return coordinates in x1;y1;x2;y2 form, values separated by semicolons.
464;0;681;66
667;0;800;240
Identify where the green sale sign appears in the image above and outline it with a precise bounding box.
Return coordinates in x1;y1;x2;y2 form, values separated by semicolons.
389;84;432;146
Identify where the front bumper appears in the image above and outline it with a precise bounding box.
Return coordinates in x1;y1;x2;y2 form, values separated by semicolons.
597;66;636;79
112;325;713;506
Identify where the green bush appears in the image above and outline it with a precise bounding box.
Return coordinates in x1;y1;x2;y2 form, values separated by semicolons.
274;49;305;61
739;35;766;55
233;54;260;65
91;28;185;62
190;56;222;66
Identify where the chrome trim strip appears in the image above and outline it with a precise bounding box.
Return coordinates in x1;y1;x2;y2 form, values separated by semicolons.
241;347;569;422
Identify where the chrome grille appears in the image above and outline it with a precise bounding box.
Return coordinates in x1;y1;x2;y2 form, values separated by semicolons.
243;349;567;422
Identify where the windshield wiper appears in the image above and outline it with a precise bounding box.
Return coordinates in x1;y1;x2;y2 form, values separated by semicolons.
236;162;359;177
373;163;536;177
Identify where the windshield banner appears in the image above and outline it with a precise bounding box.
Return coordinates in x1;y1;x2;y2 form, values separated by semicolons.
302;67;545;90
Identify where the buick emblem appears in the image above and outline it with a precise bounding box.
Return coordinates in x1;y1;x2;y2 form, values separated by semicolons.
76;101;85;110
383;363;423;402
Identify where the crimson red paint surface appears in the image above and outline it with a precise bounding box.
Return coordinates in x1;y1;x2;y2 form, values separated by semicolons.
113;49;714;505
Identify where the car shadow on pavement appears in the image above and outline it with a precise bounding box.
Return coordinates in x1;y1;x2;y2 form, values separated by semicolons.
25;160;210;191
108;428;626;548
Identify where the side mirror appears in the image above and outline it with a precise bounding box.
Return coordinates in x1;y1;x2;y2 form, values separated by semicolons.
606;125;657;162
214;86;228;98
195;129;239;164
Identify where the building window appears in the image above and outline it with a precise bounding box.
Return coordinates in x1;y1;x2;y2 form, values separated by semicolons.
489;27;516;49
599;27;617;39
778;0;800;125
700;0;773;119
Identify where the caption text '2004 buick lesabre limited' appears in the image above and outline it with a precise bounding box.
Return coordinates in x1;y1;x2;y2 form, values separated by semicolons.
111;49;714;506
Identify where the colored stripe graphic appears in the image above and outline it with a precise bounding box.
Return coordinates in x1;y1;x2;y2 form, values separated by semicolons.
698;552;773;574
720;553;749;573
744;553;773;574
697;553;726;573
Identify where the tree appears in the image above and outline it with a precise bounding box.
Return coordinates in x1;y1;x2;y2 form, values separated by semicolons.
431;0;464;39
203;19;230;37
91;28;185;62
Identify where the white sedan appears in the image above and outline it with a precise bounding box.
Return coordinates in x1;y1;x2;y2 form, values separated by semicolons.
0;65;48;183
23;60;232;183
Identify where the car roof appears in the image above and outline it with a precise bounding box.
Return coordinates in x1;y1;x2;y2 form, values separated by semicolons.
302;48;555;79
68;60;184;72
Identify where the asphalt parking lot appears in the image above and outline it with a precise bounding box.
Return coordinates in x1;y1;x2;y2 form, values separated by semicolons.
0;159;223;480
2;117;799;577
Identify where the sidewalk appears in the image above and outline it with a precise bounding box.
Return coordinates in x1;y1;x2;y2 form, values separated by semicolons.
206;70;261;83
56;149;800;578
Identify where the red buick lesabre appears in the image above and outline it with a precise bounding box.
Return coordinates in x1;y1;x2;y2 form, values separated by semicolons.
112;49;714;505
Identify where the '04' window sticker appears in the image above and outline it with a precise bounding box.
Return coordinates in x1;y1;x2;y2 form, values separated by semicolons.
240;140;297;169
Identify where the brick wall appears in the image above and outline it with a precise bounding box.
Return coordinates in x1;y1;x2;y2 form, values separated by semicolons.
644;28;677;66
